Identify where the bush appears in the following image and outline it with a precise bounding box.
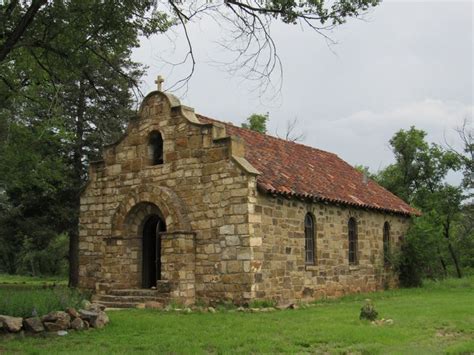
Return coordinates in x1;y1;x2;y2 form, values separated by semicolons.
359;299;378;321
249;299;277;308
0;285;89;318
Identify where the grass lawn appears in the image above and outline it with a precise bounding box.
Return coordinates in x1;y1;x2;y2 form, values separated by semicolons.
1;277;473;354
0;274;67;287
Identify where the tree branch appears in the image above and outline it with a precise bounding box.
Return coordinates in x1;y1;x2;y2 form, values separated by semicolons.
0;0;47;62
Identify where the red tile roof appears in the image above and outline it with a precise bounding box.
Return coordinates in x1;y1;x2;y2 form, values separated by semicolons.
198;115;420;216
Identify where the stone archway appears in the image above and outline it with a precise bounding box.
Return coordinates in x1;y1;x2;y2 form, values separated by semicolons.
105;185;194;293
111;185;191;237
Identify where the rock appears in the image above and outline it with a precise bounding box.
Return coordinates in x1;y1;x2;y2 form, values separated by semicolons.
70;317;85;331
250;308;260;313
385;319;394;325
237;306;245;312
207;307;216;313
91;311;109;329
44;322;65;332
145;301;162;309
136;303;146;309
41;311;70;330
277;303;297;310
78;309;97;321
66;308;80;319
78;309;109;329
81;300;92;309
23;317;44;333
0;315;23;333
57;330;68;336
86;303;105;312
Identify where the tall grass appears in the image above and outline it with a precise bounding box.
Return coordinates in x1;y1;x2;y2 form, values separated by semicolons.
0;286;89;318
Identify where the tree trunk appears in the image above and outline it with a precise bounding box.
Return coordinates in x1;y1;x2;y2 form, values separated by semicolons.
437;246;448;277
444;220;462;278
68;80;85;287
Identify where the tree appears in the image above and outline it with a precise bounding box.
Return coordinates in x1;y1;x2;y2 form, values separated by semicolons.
0;121;73;275
242;113;269;133
447;117;473;193
276;117;306;142
0;0;163;285
375;127;465;282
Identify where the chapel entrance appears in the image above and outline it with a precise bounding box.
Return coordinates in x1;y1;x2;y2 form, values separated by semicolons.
142;215;166;288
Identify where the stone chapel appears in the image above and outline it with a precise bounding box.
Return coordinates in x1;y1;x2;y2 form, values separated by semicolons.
79;84;419;307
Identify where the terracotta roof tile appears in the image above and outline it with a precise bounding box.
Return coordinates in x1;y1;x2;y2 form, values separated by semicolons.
198;115;420;216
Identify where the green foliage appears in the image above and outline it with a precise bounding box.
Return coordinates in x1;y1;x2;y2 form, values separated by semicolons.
375;126;461;204
375;126;469;282
359;299;378;321
0;285;89;318
18;233;69;276
354;165;377;180
0;123;73;275
2;277;474;353
455;204;474;269
242;113;269;133
248;299;277;308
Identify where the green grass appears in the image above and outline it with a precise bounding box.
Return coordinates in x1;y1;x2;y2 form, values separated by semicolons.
1;277;474;354
0;286;90;318
0;273;67;286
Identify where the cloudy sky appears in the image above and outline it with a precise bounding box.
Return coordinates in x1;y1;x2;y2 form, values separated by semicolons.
133;0;473;177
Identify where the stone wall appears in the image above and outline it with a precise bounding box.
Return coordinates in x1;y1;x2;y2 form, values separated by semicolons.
248;192;410;303
161;232;196;305
79;91;257;304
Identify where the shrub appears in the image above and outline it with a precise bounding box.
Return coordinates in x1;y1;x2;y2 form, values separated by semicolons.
249;299;277;308
359;299;378;321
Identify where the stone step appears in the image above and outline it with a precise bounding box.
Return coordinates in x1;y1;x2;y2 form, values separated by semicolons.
93;294;168;303
94;301;143;309
108;285;170;297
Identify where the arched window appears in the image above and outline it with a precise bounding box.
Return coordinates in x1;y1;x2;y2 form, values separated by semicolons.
383;222;390;265
149;131;163;165
348;217;358;265
304;213;315;265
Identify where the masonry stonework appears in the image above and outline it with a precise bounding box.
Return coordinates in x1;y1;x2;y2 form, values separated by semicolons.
79;90;413;306
249;194;409;303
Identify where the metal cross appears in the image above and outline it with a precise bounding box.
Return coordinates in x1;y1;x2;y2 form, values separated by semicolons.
155;75;164;91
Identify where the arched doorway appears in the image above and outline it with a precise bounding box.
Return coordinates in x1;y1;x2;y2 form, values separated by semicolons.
142;214;166;288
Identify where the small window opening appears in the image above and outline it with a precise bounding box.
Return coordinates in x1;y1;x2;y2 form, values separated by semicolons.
383;222;390;265
348;217;358;265
305;213;315;265
149;131;163;165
